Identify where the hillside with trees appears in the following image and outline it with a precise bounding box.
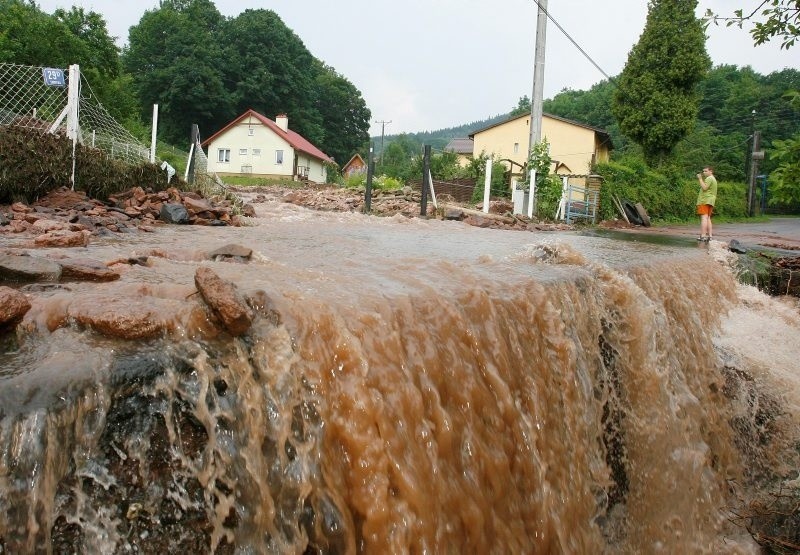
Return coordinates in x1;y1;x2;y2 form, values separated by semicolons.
0;0;371;166
2;0;798;215
374;63;799;185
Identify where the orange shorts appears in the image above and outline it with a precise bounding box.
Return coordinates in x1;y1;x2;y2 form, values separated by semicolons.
696;204;714;216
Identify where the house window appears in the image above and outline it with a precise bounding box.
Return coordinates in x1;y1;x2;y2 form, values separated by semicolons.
513;142;519;154
252;149;261;156
217;149;230;163
275;150;284;165
239;148;248;156
248;128;254;136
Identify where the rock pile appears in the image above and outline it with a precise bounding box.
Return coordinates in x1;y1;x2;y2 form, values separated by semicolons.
0;186;255;246
0;245;258;341
241;185;575;233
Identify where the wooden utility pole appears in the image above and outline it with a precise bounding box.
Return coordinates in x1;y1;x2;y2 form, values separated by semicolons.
375;119;391;165
744;109;756;182
747;130;763;217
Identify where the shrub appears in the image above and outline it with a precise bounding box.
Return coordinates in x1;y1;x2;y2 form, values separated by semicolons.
373;175;403;191
343;173;366;189
0;126;175;203
534;175;564;220
595;159;747;222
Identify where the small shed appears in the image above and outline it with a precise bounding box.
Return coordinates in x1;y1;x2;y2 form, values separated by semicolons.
342;153;367;178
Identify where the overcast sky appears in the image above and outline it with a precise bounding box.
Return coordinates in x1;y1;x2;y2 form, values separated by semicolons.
36;0;800;136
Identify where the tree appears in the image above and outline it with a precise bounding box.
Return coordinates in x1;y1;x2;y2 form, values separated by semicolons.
313;62;371;165
510;96;531;117
123;0;232;144
0;0;104;68
53;7;120;79
220;9;323;145
380;134;420;181
0;0;83;65
0;1;136;123
705;0;800;49
767;134;800;205
767;90;800;205
611;0;711;166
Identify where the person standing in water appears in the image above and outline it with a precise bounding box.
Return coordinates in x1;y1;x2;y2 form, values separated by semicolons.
696;166;718;242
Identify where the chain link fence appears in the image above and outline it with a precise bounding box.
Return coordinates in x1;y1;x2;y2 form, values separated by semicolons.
189;135;248;216
0;62;149;165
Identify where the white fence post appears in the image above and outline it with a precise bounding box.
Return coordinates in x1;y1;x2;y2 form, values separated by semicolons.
150;104;158;164
66;64;80;189
527;169;536;219
482;158;492;213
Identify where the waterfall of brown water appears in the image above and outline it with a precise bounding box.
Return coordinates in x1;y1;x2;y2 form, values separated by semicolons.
1;203;796;553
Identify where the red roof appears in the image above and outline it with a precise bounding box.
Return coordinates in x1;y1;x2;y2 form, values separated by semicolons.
200;109;333;163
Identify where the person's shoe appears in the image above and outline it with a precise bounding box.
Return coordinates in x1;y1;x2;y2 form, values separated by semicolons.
706;236;713;242
697;236;706;241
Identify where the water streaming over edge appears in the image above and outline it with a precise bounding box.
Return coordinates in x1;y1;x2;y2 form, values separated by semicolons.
0;200;798;553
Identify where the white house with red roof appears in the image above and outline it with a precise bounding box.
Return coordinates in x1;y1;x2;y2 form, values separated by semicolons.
200;109;333;183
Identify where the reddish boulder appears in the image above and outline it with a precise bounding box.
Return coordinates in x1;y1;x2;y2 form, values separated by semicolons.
0;286;31;328
69;296;178;339
31;219;67;233
194;267;253;336
34;230;90;248
59;258;120;282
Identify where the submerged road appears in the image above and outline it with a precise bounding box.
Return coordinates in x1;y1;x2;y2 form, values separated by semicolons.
591;216;800;252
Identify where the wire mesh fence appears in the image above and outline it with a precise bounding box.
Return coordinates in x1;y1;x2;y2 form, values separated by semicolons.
191;137;248;216
77;80;150;165
408;178;478;204
0;63;67;131
0;62;149;165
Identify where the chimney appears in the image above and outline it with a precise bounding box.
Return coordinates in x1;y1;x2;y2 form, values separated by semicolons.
275;113;288;132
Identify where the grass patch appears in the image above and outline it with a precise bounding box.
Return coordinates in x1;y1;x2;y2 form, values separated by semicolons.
221;176;313;188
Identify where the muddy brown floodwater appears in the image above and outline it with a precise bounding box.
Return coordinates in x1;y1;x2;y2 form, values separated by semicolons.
0;188;798;553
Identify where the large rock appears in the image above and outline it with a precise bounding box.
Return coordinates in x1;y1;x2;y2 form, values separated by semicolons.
33;230;90;248
31;219;67;233
182;196;213;213
159;203;190;224
207;244;253;260
0;286;31;328
69;296;179;340
0;253;62;282
194;267;253;336
59;258;120;282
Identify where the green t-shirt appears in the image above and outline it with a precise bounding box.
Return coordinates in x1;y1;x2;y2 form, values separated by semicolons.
697;175;717;206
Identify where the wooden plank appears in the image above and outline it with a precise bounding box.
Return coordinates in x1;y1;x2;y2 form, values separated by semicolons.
612;194;630;224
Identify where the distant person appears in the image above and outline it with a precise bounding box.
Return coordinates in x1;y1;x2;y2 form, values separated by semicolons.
696;166;717;241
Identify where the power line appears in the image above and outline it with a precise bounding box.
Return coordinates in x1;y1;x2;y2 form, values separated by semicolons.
530;0;613;82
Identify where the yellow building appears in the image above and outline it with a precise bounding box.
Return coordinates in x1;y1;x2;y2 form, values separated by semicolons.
469;113;612;178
